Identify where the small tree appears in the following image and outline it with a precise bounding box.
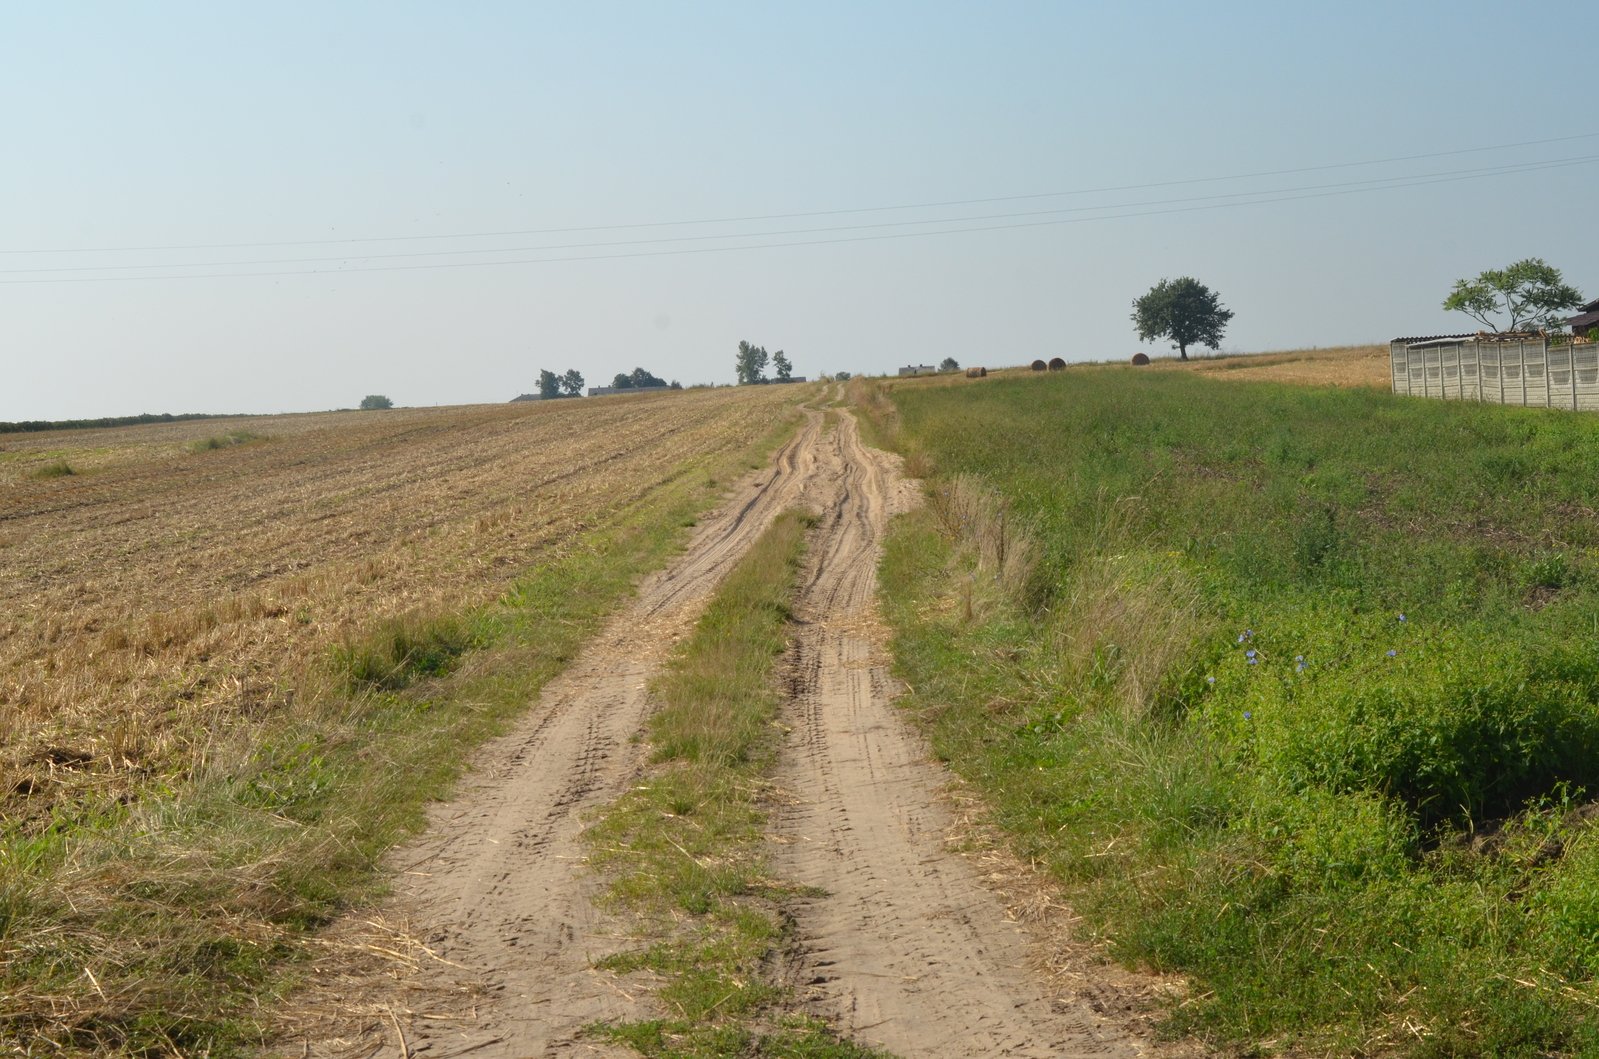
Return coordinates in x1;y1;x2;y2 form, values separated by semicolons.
560;369;585;397
735;341;769;385
537;370;562;399
939;356;960;372
834;371;852;382
630;367;667;388
611;372;635;389
1132;277;1234;361
359;394;393;410
1443;258;1585;333
772;349;792;381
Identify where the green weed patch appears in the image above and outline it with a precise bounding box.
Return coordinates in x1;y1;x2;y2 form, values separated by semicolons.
874;370;1599;1055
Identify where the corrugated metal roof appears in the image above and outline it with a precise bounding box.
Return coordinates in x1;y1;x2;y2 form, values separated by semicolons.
1390;334;1477;344
1569;310;1599;329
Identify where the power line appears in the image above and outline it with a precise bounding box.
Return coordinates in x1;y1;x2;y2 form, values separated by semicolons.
4;131;1597;258
3;155;1595;278
4;154;1592;286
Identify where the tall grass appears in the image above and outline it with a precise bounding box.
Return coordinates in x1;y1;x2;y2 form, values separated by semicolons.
874;370;1599;1055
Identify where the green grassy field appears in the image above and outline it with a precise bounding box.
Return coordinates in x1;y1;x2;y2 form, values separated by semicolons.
872;369;1599;1056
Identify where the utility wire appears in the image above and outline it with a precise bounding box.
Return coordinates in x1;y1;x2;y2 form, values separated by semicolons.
4;154;1595;277
4;131;1597;257
4;154;1592;286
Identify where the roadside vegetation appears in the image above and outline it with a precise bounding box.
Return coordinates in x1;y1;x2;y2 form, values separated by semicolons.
584;510;885;1058
0;390;804;1055
868;368;1599;1056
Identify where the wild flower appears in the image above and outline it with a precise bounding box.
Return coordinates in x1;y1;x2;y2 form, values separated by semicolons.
1206;675;1216;685
1247;656;1259;666
1237;628;1255;644
1386;649;1398;657
1243;711;1252;720
1295;654;1306;672
1398;613;1407;623
1245;649;1257;659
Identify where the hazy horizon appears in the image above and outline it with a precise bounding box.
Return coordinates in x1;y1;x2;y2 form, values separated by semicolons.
5;1;1596;421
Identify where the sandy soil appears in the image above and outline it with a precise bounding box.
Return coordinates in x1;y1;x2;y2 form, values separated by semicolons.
772;412;1142;1057
286;410;826;1056
282;404;1183;1058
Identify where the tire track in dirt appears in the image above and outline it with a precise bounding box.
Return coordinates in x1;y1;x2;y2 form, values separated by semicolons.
290;411;825;1058
774;410;1144;1058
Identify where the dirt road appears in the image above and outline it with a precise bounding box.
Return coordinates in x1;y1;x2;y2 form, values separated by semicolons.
289;406;1159;1057
774;412;1139;1057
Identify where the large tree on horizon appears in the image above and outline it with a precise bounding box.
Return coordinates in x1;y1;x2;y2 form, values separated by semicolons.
1132;277;1234;361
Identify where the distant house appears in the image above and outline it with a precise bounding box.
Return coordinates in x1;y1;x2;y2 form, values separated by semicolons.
510;393;543;402
898;365;937;377
1570;298;1599;340
771;376;808;384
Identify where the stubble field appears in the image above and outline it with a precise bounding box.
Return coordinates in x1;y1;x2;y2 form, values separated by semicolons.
0;385;806;1052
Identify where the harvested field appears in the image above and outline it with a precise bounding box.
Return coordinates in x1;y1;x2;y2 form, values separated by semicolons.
1;386;812;1051
1158;343;1389;388
0;389;803;814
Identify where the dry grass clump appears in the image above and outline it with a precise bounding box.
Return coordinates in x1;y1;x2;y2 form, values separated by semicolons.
927;475;1037;612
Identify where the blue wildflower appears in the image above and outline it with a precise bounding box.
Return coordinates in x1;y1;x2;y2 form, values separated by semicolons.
1398;613;1407;623
1206;675;1216;685
1387;649;1398;657
1245;648;1257;659
1247;656;1259;666
1243;711;1252;720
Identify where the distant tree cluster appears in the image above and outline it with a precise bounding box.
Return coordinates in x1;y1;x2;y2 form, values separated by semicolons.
359;395;394;410
735;341;792;384
939;357;960;372
538;369;586;398
609;367;669;389
0;411;239;435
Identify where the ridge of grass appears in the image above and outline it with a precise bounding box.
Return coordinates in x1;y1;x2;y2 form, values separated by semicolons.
583;509;888;1059
870;371;1599;1056
0;414;802;1057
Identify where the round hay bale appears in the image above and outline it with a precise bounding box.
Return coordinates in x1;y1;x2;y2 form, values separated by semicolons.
1048;357;1066;371
978;366;988;377
1131;352;1151;366
965;367;981;378
1030;359;1047;372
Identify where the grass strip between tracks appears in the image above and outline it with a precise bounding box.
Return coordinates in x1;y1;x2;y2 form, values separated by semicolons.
584;510;889;1059
0;414;801;1057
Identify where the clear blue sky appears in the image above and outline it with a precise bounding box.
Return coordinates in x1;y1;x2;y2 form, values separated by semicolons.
3;1;1595;419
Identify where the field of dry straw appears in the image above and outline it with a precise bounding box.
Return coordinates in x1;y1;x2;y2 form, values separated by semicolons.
0;388;801;822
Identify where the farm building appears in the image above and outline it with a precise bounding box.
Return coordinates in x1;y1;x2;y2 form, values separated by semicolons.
510;393;544;402
898;365;937;376
1570;299;1599;340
